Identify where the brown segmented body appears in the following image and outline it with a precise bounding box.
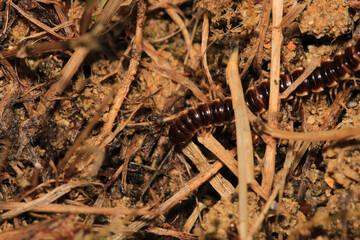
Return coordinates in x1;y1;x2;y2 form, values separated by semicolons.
169;39;360;144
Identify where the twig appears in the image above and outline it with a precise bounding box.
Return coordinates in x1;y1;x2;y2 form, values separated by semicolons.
252;0;271;75
35;0;133;117
0;181;98;220
262;0;283;195
146;227;198;240
0;202;158;216
141;61;208;103
182;202;206;233
255;121;360;141
10;2;67;40
201;11;215;98
277;2;307;29
197;133;268;201
118;161;225;239
183;141;235;198
98;0;146;142
279;57;321;99
226;44;251;239
165;6;193;65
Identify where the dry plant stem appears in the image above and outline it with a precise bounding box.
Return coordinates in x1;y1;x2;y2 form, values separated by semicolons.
35;0;133;117
183;141;235;198
84;192;106;225
146;227;198;240
18;21;74;43
0;181;97;220
276;136;296;217
0;216;78;240
98;0;146;142
141;62;208;102
121;135;145;191
0;30;73;58
197;134;268;201
10;2;67;40
79;0;98;35
253;0;271;74
182;202;206;233
100;101;145;148
105;165;124;189
165;7;192;65
262;0;283;195
226;45;251;239
201;12;215;96
119;161;225;239
141;38;208;102
38;56;81;101
280;57;321;99
0;202;158;216
349;1;360;8
53;2;74;37
3;1;10;35
197;134;239;179
257;121;360;141
287;141;311;177
278;2;307;29
56;91;114;172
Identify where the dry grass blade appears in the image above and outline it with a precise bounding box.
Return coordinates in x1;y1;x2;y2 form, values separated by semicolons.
252;0;271;74
97;0;146;143
146;227;198;240
0;181;98;220
0;202;158;216
10;2;67;40
258;122;360;141
141;61;208;103
52;2;74;37
0;215;83;240
165;7;193;65
201;12;215;97
35;0;133;117
120;161;224;239
197;133;239;177
280;57;321;99
183;141;235;198
182;202;206;233
226;44;252;239
262;0;283;195
278;2;307;29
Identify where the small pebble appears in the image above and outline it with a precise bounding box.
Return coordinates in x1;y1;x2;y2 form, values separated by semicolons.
307;115;316;124
346;100;358;109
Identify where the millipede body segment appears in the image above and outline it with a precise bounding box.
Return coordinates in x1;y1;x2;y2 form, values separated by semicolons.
169;98;234;144
169;39;360;144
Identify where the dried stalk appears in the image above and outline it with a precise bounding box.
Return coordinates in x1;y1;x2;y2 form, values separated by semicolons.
0;202;158;216
226;44;251;239
262;0;283;195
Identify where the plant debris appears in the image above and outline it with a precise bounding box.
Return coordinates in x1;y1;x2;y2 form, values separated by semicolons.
0;0;360;239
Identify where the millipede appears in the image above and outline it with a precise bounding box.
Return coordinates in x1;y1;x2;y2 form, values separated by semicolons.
169;38;360;144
